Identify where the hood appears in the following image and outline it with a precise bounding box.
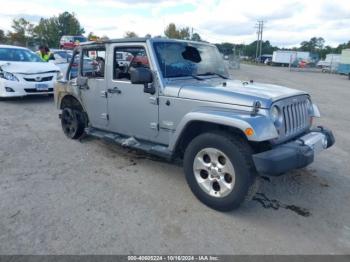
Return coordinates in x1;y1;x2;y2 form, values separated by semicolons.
0;62;59;74
175;79;307;108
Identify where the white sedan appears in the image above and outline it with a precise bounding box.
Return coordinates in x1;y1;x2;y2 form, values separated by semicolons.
0;45;60;98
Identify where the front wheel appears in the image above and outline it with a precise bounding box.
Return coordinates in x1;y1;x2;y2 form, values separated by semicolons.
184;132;257;211
61;107;85;139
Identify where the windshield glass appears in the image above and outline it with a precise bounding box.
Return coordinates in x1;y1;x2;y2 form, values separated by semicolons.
54;50;72;60
74;36;87;42
153;41;229;78
0;48;43;62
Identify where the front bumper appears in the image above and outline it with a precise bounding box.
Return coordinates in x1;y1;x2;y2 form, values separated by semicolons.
0;78;55;98
252;127;335;176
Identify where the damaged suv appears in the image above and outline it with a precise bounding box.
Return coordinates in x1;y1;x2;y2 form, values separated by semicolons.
55;38;335;211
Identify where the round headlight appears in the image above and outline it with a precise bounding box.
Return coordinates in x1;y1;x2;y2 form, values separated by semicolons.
270;105;281;124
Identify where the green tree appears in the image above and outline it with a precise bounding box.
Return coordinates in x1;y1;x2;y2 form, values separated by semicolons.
179;27;190;40
215;40;278;58
57;12;85;36
164;23;191;40
164;23;180;39
300;37;325;52
34;17;60;47
0;29;7;43
124;31;138;38
34;11;85;47
191;32;201;42
215;42;235;55
7;18;35;46
334;41;350;53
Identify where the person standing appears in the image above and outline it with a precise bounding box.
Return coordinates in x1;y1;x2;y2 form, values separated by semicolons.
36;45;54;62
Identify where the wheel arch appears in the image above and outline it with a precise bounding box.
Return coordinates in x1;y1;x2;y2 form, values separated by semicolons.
169;110;278;158
59;94;89;124
172;120;247;159
60;94;84;111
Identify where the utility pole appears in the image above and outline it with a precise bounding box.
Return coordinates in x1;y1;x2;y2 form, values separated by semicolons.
255;21;261;60
255;20;264;61
259;20;264;59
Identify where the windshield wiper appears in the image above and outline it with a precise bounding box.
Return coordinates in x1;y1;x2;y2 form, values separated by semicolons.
196;72;229;79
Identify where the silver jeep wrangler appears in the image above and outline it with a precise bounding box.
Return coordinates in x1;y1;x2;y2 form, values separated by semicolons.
55;38;335;211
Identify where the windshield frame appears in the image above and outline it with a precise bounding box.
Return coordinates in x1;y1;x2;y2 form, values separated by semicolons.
0;47;44;62
152;40;229;80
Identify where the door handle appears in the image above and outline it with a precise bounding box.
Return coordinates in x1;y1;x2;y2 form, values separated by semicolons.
107;87;121;94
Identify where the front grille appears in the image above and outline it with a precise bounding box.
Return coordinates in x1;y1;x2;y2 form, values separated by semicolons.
273;95;311;143
24;88;54;93
282;100;309;135
24;76;54;82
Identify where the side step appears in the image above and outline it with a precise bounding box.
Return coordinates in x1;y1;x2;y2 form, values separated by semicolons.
85;127;173;160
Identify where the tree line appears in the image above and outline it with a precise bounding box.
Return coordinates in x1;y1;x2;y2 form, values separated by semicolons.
0;12;85;48
0;13;349;59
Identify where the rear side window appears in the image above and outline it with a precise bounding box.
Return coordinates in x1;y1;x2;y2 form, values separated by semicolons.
81;47;106;78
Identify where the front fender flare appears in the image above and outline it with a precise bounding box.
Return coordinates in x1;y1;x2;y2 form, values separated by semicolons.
168;108;278;151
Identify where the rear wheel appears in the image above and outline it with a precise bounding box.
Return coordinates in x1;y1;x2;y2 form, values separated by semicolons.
61;107;85;139
184;132;257;211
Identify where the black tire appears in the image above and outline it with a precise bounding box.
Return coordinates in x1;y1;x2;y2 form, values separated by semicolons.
184;132;257;211
61;107;85;139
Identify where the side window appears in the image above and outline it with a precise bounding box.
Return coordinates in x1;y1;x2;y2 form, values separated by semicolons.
81;48;106;79
113;46;149;80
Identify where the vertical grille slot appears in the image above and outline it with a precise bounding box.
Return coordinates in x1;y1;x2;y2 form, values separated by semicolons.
279;96;310;139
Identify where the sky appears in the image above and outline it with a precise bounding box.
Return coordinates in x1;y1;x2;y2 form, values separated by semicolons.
0;0;349;47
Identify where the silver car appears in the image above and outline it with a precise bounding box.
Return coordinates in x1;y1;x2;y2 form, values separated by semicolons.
55;38;335;211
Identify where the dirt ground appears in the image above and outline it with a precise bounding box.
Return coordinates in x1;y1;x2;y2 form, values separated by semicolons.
0;64;349;254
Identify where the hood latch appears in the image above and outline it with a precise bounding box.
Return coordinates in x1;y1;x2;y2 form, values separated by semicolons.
251;100;261;116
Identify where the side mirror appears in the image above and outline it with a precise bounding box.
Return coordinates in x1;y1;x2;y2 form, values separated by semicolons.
130;67;153;85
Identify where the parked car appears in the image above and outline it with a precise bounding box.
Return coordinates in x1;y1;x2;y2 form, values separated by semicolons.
59;35;87;50
50;49;73;77
115;51;132;69
55;38;335;211
256;54;272;64
0;45;60;98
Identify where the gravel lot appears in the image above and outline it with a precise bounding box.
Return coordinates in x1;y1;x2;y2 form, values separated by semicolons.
0;64;349;255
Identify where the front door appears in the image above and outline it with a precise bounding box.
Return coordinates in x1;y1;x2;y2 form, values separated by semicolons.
78;46;109;129
106;44;159;141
